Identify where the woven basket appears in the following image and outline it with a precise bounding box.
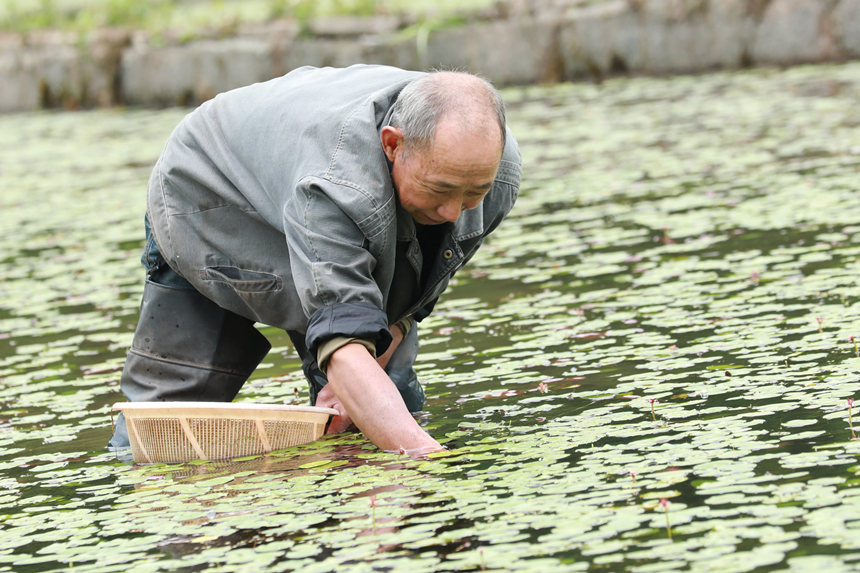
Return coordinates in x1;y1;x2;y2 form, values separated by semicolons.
112;402;338;463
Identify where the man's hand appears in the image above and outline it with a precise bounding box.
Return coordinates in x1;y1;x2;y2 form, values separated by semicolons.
315;383;354;434
375;320;404;370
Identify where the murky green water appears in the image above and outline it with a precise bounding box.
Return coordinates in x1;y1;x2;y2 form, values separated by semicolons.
1;63;859;572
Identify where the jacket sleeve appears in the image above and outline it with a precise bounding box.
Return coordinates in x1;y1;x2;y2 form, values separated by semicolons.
282;177;393;361
488;127;522;234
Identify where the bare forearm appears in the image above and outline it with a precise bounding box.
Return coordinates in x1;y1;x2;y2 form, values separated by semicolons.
326;343;442;454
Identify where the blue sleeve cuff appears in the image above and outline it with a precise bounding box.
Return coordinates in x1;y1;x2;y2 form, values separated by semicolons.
305;301;393;363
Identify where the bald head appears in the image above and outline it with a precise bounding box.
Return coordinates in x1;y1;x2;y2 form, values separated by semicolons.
389;71;506;158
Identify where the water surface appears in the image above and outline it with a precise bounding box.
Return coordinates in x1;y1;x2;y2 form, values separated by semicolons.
1;63;859;571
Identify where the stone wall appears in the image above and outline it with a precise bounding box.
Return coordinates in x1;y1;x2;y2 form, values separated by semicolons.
1;0;858;112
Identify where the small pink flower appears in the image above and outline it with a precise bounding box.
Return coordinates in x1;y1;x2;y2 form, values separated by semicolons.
538;382;548;394
659;498;670;509
369;495;376;507
849;398;855;408
649;398;656;404
817;317;824;325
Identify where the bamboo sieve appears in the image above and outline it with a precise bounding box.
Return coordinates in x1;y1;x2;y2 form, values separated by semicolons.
112;402;338;463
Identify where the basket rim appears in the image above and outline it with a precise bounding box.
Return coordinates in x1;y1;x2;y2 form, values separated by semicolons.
112;401;338;416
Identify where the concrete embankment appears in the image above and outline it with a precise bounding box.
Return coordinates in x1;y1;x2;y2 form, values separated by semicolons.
1;0;859;112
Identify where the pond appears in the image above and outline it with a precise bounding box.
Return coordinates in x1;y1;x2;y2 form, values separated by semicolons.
1;62;859;572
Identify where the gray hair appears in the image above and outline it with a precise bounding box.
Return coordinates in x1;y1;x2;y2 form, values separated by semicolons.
389;70;506;156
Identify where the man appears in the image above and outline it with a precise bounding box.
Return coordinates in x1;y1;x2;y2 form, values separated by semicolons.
110;64;522;455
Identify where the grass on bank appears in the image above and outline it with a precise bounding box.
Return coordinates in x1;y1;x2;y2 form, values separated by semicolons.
0;0;502;39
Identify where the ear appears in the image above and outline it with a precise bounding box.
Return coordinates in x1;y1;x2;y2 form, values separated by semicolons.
380;126;403;162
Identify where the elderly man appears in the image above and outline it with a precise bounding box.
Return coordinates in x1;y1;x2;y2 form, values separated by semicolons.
110;64;522;455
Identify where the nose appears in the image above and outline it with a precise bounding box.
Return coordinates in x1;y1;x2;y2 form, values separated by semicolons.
437;197;462;223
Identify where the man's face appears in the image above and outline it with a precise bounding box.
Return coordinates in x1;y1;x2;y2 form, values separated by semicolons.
382;119;502;225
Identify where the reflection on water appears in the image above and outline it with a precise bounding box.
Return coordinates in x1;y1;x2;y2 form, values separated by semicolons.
1;63;860;571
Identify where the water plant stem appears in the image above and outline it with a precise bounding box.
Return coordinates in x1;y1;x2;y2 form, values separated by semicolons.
370;495;377;534
660;498;672;541
649;398;656;422
849;398;856;440
852;336;858;358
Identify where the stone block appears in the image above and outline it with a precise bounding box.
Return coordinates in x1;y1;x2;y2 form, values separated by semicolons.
638;0;706;73
359;36;421;71
425;18;562;85
834;0;860;56
0;32;85;112
34;42;82;107
640;0;757;73
751;0;830;64
121;42;197;106
81;28;131;108
307;15;402;38
280;37;394;72
699;0;758;68
0;49;38;112
190;39;275;100
558;0;641;78
121;37;273;106
269;31;420;79
559;0;760;78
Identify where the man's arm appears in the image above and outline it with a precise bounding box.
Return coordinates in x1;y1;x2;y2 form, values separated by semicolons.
315;321;404;434
317;340;443;455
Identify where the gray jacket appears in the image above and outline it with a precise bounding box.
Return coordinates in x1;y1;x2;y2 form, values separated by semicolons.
147;64;522;359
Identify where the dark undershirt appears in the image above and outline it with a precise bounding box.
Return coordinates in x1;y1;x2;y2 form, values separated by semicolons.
415;222;447;291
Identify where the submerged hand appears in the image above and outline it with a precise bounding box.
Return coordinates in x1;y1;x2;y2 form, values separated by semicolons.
316;383;355;434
